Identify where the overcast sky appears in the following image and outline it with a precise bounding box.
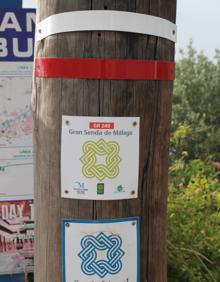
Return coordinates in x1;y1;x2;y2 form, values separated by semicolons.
24;0;220;59
176;0;220;59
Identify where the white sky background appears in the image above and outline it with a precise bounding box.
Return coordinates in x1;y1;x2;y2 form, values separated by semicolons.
22;0;36;8
176;0;220;59
24;0;220;59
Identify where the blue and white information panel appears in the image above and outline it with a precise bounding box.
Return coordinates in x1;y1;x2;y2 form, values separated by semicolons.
0;8;35;201
62;218;140;282
0;9;35;62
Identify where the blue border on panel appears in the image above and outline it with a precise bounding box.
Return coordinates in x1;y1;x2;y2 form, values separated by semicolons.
0;0;22;8
62;217;140;282
0;274;24;282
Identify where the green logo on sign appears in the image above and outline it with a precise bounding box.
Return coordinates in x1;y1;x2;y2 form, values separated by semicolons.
97;183;105;195
80;139;121;181
116;185;125;193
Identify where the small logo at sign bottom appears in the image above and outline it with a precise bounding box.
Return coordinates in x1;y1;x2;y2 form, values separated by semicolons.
97;183;104;195
73;182;88;195
115;185;125;193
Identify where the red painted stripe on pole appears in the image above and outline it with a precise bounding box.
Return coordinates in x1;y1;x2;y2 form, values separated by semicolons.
35;58;175;81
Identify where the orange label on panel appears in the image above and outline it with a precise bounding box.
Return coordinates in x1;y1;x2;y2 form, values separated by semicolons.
89;122;115;130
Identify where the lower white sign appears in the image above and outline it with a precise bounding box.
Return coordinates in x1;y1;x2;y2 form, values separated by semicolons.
62;217;140;282
61;116;140;200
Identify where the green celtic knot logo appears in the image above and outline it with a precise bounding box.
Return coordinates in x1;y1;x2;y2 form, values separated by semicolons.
80;139;122;181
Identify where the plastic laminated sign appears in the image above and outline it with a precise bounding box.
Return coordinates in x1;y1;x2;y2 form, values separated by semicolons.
62;217;140;282
61;116;140;200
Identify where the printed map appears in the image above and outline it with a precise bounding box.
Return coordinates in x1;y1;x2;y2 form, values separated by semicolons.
0;76;33;200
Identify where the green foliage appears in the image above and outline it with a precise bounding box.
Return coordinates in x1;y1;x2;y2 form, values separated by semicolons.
168;45;220;281
168;158;220;281
172;43;220;161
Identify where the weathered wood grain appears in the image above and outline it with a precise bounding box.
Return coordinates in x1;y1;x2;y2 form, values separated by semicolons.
33;1;177;281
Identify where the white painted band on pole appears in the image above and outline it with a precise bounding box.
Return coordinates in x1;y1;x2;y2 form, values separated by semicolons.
36;10;177;42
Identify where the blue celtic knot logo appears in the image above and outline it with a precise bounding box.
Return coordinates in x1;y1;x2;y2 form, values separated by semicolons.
78;232;125;278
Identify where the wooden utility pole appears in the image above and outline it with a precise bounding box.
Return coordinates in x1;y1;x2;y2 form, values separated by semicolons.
33;1;177;282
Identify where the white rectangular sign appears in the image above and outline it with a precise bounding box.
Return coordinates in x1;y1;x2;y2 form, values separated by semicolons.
0;8;35;201
61;116;140;200
62;217;140;282
0;73;34;201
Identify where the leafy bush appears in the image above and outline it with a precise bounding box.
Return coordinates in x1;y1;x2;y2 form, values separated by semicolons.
168;46;220;281
168;158;220;281
172;43;220;161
